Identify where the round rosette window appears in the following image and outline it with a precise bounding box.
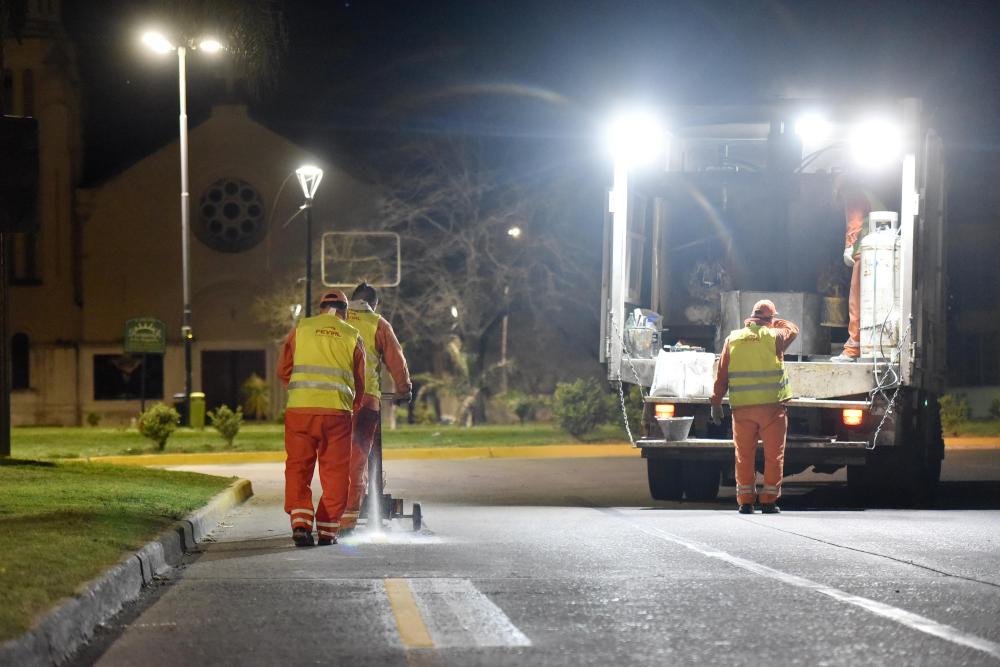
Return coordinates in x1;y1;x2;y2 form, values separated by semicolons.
196;179;266;253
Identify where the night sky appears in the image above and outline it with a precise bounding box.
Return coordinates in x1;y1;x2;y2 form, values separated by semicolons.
64;0;1000;184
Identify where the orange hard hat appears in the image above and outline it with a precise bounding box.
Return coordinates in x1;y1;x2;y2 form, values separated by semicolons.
750;299;778;319
319;288;348;309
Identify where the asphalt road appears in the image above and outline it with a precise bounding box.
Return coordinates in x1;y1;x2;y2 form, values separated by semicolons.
75;448;1000;666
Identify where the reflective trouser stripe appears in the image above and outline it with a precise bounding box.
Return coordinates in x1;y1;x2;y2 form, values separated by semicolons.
291;509;314;516
736;485;755;492
292;365;352;380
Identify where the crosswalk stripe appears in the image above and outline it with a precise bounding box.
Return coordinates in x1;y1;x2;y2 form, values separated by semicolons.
384;578;531;650
384;578;434;649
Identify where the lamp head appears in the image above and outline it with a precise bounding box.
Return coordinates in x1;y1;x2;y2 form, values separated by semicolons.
141;30;175;54
295;165;324;200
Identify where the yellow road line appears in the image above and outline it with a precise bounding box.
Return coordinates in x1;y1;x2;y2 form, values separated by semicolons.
384;578;434;649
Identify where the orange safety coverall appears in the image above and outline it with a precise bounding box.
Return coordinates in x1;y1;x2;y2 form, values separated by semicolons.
842;188;872;358
341;308;412;529
712;318;799;505
278;327;366;540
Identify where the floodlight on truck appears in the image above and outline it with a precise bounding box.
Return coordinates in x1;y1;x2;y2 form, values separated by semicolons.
794;113;833;146
849;117;903;169
605;108;666;168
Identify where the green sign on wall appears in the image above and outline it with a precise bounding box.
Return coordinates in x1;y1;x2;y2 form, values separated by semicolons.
124;318;167;354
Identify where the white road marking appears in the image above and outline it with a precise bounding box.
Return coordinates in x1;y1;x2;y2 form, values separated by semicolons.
407;578;532;648
626;519;1000;661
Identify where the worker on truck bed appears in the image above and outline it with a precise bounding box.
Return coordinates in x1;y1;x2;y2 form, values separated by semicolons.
832;176;885;363
339;282;412;532
711;299;798;514
278;289;366;547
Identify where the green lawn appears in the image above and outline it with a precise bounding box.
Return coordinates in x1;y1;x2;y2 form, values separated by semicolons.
0;459;232;642
11;422;628;460
948;419;1000;437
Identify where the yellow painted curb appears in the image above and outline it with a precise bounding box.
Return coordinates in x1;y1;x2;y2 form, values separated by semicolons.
83;443;638;466
944;437;1000;450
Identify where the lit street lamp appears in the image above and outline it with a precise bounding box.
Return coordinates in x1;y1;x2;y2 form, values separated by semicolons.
141;29;223;425
605;108;665;382
295;165;324;316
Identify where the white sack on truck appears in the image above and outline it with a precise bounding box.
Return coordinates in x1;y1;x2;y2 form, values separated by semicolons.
650;350;717;398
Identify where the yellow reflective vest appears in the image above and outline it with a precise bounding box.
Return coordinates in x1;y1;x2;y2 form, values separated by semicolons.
346;306;381;400
287;314;360;411
726;324;792;407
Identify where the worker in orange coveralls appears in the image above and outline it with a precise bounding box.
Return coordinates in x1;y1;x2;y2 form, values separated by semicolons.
832;177;884;362
338;282;412;533
711;299;798;514
278;289;365;546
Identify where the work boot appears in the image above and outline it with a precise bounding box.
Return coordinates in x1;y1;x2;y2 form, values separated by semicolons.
738;503;754;514
317;535;337;546
830;353;857;363
292;527;315;547
761;503;781;514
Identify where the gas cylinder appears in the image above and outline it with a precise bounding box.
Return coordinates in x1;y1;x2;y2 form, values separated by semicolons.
859;211;900;359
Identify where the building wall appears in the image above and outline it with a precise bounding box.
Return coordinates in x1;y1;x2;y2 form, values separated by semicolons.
73;104;376;423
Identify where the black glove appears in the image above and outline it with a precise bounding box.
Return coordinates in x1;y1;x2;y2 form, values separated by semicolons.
394;391;412;406
710;403;724;426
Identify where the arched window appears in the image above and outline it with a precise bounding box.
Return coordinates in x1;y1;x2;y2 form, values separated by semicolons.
11;333;29;390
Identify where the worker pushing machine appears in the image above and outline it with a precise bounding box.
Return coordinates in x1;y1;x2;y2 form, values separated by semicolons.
278;288;366;546
339;282;412;532
711;299;798;514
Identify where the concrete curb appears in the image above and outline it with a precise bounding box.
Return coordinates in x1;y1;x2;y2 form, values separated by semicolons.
0;479;253;666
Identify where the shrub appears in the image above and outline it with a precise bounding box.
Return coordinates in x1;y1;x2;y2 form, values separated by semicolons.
552;378;615;437
503;391;547;425
989;391;1000;420
138;403;180;451
85;412;101;427
208;404;243;448
939;393;969;436
241;373;269;420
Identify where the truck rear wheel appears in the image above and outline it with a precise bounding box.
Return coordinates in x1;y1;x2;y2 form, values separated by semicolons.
683;461;721;501
848;390;943;507
647;459;683;501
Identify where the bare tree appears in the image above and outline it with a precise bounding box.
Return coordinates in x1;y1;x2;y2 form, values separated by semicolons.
373;138;601;422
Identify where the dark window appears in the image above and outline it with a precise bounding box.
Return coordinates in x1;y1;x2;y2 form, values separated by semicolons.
2;69;12;115
8;232;40;284
93;354;164;400
11;333;29;390
21;69;34;117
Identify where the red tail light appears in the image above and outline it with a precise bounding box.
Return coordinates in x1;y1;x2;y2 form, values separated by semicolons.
842;409;864;427
655;404;676;419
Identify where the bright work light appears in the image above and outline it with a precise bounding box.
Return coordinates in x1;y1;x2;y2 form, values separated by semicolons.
141;30;175;54
606;108;666;169
295;165;324;200
849;118;903;169
794;113;833;146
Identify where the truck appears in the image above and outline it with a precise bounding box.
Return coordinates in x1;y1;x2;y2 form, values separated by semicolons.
601;98;946;505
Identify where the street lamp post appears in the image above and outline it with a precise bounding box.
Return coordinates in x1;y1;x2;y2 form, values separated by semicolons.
142;31;222;425
295;166;324;316
605;109;665;383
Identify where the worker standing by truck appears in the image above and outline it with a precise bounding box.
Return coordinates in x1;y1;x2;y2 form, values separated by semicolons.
278;289;366;546
338;282;412;532
711;300;798;514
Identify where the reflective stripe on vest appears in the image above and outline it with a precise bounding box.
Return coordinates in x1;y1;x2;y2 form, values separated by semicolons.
346;308;381;399
287;314;360;411
727;324;792;407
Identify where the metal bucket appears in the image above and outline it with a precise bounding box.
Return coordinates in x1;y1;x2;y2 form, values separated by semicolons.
657;416;694;441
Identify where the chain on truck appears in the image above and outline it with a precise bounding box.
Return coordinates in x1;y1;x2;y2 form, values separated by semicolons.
601;98;946;506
